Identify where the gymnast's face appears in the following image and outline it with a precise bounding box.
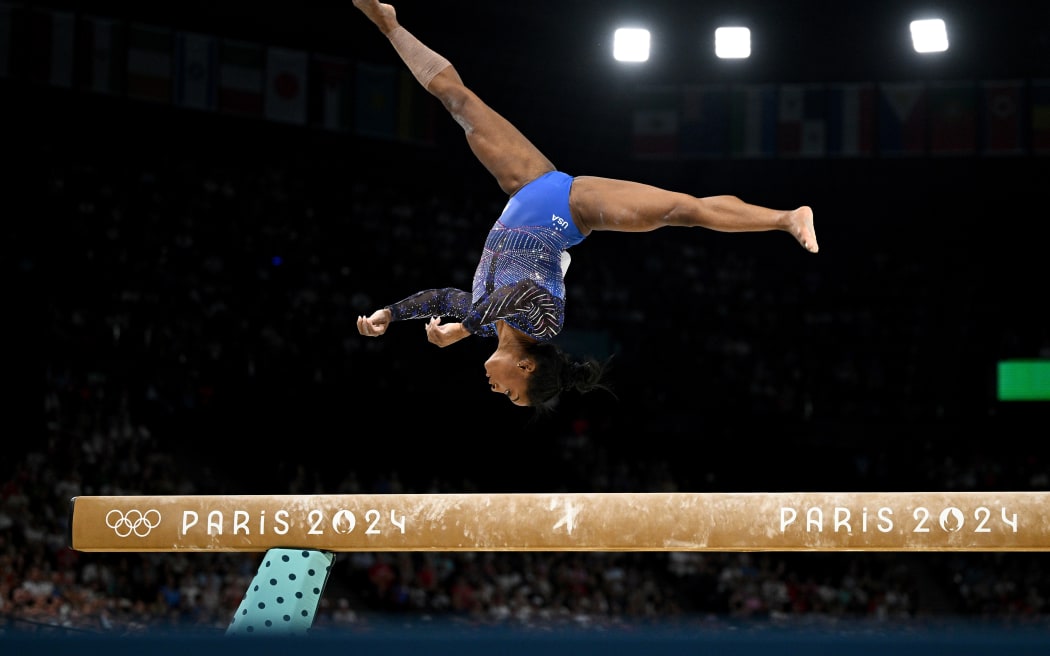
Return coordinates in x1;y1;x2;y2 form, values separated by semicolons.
485;351;534;407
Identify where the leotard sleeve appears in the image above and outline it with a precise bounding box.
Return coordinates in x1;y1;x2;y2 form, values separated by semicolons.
462;279;563;340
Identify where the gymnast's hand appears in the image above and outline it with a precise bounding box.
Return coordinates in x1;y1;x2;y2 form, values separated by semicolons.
357;309;392;337
425;317;469;348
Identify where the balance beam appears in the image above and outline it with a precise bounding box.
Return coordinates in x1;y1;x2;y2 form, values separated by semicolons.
68;491;1050;552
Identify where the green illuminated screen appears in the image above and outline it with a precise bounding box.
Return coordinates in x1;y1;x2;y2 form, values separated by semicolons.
997;360;1050;401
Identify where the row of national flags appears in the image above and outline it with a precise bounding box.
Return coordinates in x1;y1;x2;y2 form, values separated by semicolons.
633;79;1050;159
8;5;1048;159
2;5;436;144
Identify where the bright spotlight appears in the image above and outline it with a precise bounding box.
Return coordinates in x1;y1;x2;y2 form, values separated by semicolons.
910;18;949;53
715;26;751;59
614;28;651;62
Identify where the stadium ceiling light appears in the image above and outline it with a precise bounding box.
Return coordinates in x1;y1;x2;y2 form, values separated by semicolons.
715;26;751;59
613;27;651;62
910;18;949;53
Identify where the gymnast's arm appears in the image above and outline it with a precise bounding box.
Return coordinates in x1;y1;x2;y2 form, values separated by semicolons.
358;280;562;342
357;288;488;339
417;280;562;347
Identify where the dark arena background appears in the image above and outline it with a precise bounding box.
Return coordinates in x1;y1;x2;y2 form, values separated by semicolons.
3;0;1050;653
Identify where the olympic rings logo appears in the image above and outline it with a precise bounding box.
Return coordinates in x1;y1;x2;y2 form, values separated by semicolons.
106;509;162;538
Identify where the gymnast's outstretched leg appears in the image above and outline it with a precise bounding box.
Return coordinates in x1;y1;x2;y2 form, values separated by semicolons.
352;0;555;196
570;177;818;253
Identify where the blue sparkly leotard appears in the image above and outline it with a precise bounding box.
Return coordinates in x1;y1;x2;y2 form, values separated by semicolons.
385;171;586;341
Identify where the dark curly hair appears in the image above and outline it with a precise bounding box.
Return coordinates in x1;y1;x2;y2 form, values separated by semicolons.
523;342;615;415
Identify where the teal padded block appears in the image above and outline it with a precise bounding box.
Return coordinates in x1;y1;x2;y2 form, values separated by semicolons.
226;548;335;636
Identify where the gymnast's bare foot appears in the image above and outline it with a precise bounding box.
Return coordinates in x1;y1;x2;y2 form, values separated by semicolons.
789;206;818;253
353;0;400;34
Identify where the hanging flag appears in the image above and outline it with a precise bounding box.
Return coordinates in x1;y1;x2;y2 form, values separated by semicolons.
126;22;173;103
355;61;398;140
311;54;353;132
397;70;435;145
729;84;777;159
77;15;125;96
826;83;875;157
265;46;308;125
980;79;1025;156
878;82;927;156
28;7;75;88
631;86;679;159
0;2;15;79
174;31;217;111
218;39;264;117
679;84;728;159
928;81;976;156
1030;79;1050;155
778;83;827;158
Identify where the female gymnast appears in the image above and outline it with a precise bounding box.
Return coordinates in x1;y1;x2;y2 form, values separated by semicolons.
353;0;818;411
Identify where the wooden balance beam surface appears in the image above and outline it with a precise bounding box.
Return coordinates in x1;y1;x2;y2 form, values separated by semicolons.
69;491;1050;552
